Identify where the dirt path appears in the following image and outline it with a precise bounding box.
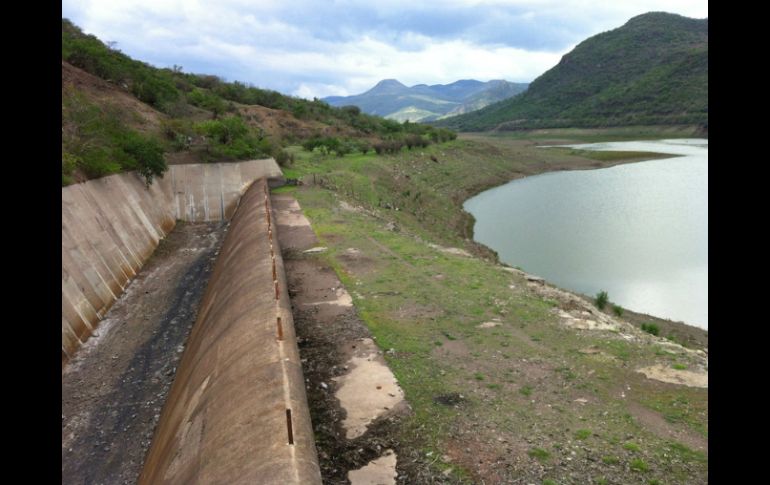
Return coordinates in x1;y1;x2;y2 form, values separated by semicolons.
61;222;226;485
273;194;453;484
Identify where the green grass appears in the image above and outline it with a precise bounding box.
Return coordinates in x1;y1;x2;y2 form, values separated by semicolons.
575;429;592;440
666;441;706;463
623;442;640;452
630;458;649;472
641;392;707;437
528;448;550;461
288;129;707;483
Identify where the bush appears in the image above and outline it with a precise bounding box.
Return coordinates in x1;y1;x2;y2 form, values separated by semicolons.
160;119;195;151
595;290;609;310
118;132;167;185
62;90;168;185
131;70;179;110
612;305;624;317
641;323;660;336
274;149;294;167
187;88;227;117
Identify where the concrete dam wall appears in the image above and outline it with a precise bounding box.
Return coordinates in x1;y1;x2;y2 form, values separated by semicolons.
138;179;322;484
61;159;282;364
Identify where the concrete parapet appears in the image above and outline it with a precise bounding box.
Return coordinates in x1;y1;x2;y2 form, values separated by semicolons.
138;179;322;484
61;159;281;365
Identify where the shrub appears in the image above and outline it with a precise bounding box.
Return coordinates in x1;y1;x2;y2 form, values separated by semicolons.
118;132;167;185
187;88;227;117
160;119;195;151
595;290;609;310
196;116;261;160
641;323;660;336
274;149;294;167
613;305;624;317
131;71;179;110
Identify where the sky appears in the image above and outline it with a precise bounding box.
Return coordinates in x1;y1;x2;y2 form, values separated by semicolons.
62;0;708;99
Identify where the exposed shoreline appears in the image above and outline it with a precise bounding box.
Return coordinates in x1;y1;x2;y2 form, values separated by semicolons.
455;132;708;351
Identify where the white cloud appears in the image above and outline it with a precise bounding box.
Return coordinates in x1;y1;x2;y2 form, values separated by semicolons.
62;0;707;98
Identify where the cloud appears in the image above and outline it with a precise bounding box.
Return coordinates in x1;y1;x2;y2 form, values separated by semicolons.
62;0;708;98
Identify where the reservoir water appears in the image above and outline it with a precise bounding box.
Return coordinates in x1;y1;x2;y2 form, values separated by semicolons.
464;139;708;329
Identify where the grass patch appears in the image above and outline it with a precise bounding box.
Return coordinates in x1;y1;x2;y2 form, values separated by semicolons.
641;391;707;437
623;442;640;452
442;331;458;341
528;447;550;462
630;458;649;472
666;441;707;463
601;456;619;465
575;429;592;440
520;385;533;396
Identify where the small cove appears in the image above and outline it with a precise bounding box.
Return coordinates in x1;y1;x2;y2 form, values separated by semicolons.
464;139;708;329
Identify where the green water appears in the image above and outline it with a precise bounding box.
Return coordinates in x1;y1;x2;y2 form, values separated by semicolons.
464;139;708;329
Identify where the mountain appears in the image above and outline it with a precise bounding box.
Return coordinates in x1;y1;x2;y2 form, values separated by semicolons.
323;79;529;122
435;12;708;131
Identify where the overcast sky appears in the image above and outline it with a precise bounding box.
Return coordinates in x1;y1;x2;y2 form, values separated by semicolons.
62;0;708;99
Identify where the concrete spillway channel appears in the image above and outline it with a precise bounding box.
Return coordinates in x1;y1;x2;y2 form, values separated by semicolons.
139;179;321;483
62;160;321;483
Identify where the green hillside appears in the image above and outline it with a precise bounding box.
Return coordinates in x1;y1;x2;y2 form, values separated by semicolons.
61;19;456;186
436;12;707;131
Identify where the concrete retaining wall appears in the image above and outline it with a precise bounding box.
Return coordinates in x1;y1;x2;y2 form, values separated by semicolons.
138;179;322;484
62;159;282;365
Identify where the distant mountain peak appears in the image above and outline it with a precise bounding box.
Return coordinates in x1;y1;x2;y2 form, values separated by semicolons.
376;79;405;87
366;79;409;95
323;79;529;122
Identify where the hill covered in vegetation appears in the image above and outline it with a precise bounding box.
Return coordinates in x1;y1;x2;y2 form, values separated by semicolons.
324;79;528;122
435;12;708;131
61;19;455;186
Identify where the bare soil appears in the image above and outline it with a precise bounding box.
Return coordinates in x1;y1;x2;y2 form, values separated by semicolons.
273;195;457;484
61;222;226;485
